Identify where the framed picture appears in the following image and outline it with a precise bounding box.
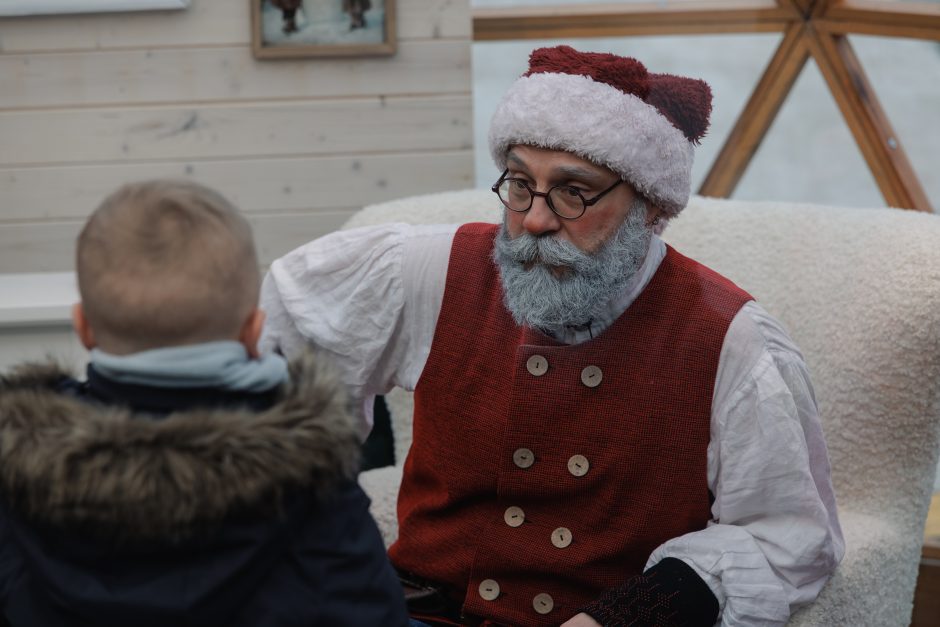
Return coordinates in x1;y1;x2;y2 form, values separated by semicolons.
0;0;190;16
251;0;396;59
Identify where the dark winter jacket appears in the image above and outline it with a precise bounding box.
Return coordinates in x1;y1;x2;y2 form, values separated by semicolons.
0;352;408;627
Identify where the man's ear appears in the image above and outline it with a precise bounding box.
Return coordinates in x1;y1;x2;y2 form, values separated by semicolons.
239;308;267;359
71;303;97;350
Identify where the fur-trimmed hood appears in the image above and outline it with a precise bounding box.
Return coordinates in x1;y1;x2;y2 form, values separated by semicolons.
0;351;361;543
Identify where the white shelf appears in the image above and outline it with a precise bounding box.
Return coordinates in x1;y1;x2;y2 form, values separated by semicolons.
0;272;78;328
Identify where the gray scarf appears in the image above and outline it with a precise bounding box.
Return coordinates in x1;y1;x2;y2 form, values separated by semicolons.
90;341;289;393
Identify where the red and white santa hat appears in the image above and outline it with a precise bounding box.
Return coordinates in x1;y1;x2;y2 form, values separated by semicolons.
488;45;712;217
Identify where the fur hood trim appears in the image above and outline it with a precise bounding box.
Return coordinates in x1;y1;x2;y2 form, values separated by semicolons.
0;351;360;541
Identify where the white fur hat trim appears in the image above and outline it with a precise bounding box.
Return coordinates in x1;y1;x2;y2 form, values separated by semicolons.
488;72;695;216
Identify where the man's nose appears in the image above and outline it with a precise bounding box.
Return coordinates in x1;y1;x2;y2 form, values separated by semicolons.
521;194;561;236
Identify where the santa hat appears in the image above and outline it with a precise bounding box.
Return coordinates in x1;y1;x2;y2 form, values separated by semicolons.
488;46;712;217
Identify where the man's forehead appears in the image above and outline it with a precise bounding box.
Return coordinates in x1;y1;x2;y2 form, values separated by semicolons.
506;145;614;180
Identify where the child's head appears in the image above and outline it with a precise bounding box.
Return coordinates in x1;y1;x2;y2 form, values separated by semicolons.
73;180;263;355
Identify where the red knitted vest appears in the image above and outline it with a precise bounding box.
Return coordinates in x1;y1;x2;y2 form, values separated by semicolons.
389;223;752;626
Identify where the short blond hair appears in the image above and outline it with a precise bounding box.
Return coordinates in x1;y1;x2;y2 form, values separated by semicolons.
77;180;260;353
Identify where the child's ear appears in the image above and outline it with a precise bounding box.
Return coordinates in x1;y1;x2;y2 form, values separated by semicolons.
239;308;267;359
71;303;97;350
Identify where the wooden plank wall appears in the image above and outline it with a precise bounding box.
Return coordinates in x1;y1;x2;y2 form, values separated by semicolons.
0;0;474;272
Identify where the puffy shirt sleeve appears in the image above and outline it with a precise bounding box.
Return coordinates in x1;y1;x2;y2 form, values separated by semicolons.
259;223;457;431
646;301;845;626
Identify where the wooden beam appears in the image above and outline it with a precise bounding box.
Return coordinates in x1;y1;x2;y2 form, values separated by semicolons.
698;22;810;198
824;0;940;24
819;0;940;40
817;20;940;40
810;0;833;18
807;28;933;211
472;0;795;41
781;0;814;18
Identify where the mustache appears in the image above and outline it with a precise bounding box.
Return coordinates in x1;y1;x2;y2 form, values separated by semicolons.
497;231;595;275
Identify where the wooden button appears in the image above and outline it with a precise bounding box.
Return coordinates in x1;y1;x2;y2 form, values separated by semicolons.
513;447;535;469
533;592;554;614
551;527;572;548
479;579;500;601
526;355;549;376
504;506;525;528
580;365;603;388
567;454;590;477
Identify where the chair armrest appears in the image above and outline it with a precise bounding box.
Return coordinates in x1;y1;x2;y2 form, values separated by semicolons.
788;509;922;626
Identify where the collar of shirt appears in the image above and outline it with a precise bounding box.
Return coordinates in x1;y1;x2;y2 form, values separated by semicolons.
540;235;667;345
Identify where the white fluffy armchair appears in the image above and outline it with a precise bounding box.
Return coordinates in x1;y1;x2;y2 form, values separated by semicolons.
352;190;940;626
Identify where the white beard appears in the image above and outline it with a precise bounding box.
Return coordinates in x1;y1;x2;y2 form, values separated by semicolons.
492;198;651;330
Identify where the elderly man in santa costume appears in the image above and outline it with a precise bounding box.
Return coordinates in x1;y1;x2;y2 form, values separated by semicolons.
260;46;844;627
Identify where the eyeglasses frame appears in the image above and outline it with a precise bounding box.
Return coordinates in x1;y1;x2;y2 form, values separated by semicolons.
491;169;624;220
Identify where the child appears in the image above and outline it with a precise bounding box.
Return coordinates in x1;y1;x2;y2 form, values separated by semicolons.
0;180;408;626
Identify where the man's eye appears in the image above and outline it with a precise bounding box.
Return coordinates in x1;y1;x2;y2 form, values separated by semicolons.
562;186;584;197
511;180;528;190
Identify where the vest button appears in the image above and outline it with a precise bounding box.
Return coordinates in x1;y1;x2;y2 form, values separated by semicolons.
478;579;500;601
504;506;525;527
551;527;572;548
513;447;535;469
580;365;603;388
533;592;554;615
567;454;590;477
526;354;549;376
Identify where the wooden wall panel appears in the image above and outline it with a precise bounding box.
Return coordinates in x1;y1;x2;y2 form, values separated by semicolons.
0;97;472;167
249;212;366;265
0;40;470;110
0;222;80;273
0;210;374;273
0;0;470;52
0;0;474;278
1;151;474;221
0;326;86;373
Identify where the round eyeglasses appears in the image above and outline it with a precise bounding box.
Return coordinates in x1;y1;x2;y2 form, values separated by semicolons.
491;169;623;220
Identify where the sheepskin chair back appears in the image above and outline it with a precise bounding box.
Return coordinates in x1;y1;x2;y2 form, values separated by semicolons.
348;190;940;626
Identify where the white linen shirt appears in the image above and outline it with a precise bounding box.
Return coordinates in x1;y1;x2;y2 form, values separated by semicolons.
260;222;844;626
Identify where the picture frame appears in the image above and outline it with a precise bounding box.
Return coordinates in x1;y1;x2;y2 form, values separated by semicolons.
0;0;190;16
251;0;396;60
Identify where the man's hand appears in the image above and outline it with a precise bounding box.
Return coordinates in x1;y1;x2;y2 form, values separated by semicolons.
560;612;602;627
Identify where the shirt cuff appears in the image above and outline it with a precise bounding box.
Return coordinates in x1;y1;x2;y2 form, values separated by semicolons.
581;557;719;627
